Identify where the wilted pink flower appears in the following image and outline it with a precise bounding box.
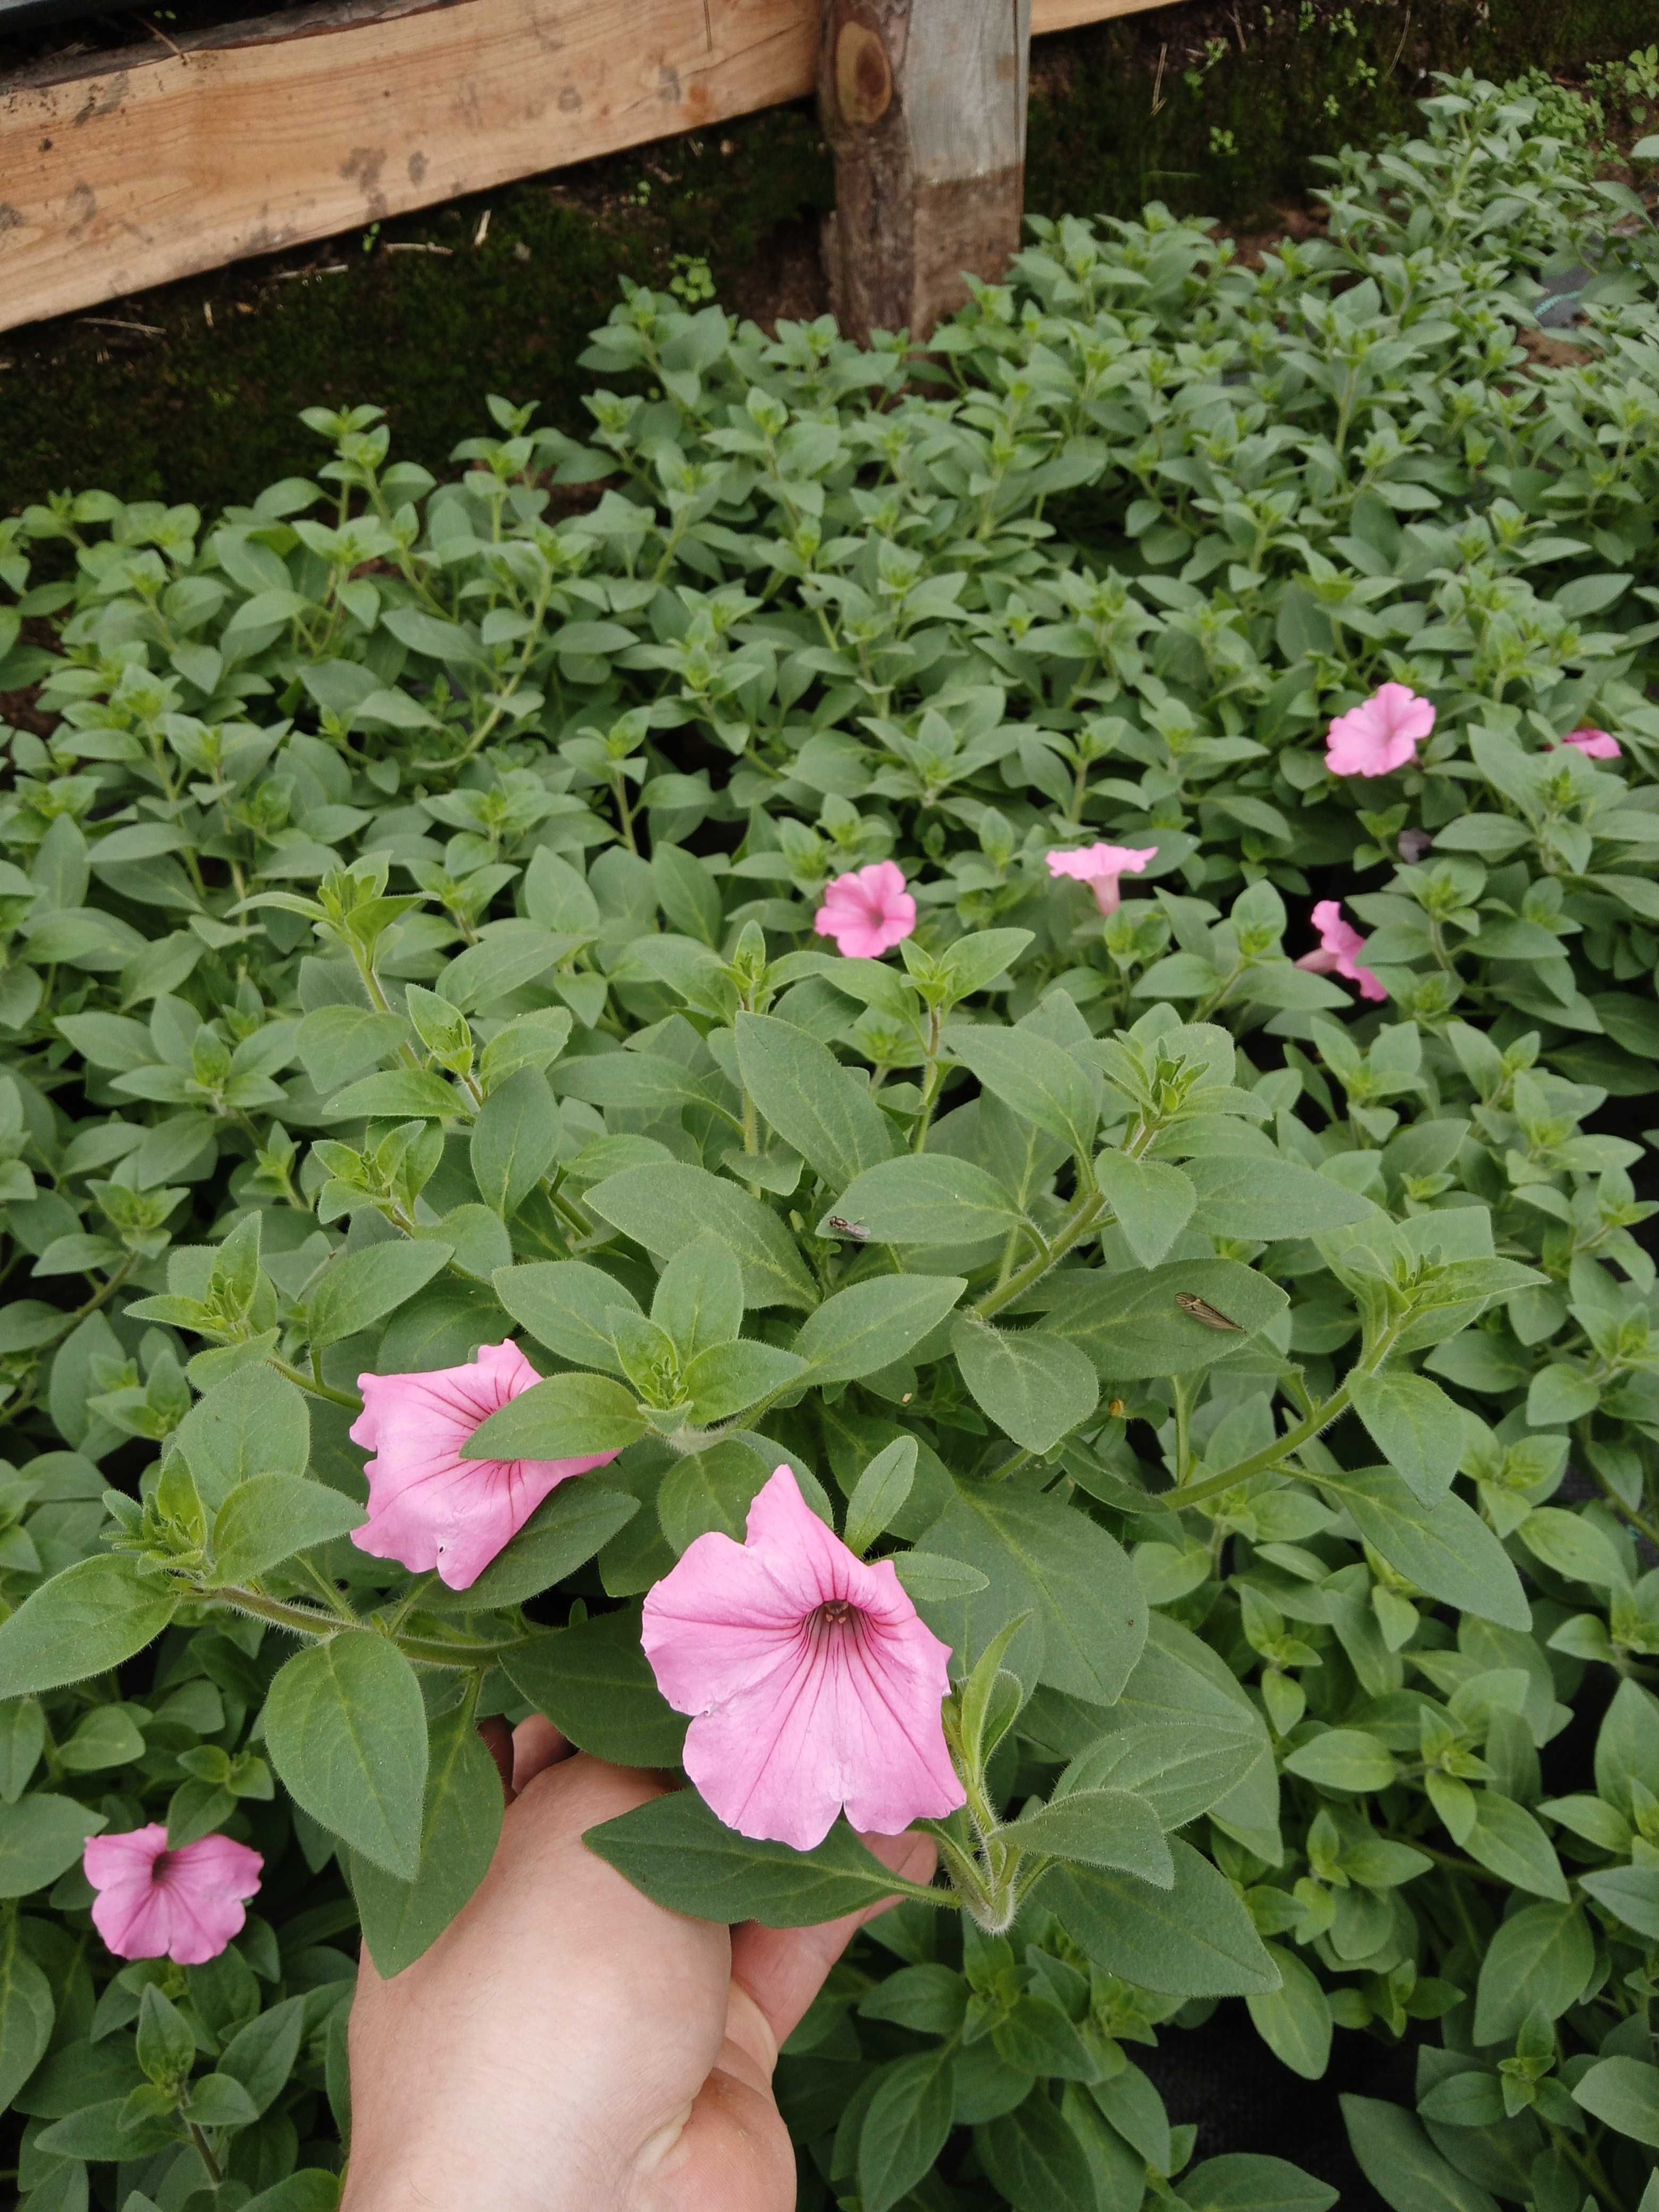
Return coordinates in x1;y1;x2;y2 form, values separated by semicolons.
1046;841;1158;917
351;1341;621;1590
1560;727;1621;760
813;861;916;958
83;1826;262;1965
1324;683;1435;777
1296;899;1387;1003
641;1467;965;1851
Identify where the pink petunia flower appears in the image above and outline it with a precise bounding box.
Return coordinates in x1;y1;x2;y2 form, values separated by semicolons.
351;1340;621;1590
1324;683;1436;777
813;861;917;959
1045;841;1158;917
641;1467;965;1851
1296;899;1387;1003
1560;728;1621;760
83;1826;262;1965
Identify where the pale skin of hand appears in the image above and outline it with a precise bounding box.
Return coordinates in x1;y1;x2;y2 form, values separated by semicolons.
340;1714;936;2212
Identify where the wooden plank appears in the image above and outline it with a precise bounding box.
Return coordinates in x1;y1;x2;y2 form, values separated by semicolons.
821;0;1032;343
0;0;1184;336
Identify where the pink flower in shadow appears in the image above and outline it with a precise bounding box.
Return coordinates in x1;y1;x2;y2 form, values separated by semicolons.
814;862;917;958
641;1467;965;1851
1560;728;1621;760
1296;899;1387;1003
84;1826;262;1965
1325;684;1435;777
351;1341;621;1590
1045;841;1158;917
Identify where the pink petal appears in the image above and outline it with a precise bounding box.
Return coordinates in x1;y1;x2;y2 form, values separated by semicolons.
83;1827;263;1965
1561;728;1621;760
1298;901;1387;1004
350;1341;619;1589
642;1468;963;1849
1045;843;1157;884
1324;683;1434;777
813;863;916;958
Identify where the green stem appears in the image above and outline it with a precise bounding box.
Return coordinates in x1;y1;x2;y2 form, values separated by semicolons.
270;1357;363;1412
911;1007;945;1152
191;1585;526;1670
186;2119;223;2188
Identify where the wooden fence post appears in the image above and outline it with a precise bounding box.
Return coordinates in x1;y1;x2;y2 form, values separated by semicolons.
819;0;1032;345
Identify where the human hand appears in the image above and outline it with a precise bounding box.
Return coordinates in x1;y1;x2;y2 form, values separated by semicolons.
340;1713;936;2212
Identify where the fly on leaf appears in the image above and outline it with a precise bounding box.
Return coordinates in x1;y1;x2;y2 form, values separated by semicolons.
825;1216;870;1242
1175;1292;1243;1333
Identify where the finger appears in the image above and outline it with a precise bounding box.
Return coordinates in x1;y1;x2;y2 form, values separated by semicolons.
477;1714;515;1802
510;1711;572;1794
729;1828;937;2052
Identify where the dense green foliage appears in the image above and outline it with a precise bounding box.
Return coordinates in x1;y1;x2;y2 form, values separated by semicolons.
0;71;1656;2212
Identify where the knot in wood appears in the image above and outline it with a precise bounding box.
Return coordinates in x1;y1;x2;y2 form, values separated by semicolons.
835;21;893;128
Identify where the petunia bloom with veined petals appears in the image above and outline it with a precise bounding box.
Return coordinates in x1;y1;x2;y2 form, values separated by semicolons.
1324;683;1436;777
814;861;917;959
1046;841;1158;918
84;1826;262;1965
1296;899;1387;1003
351;1341;621;1591
641;1467;965;1851
1560;727;1622;761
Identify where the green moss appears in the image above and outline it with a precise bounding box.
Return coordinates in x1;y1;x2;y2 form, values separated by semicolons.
0;0;1653;514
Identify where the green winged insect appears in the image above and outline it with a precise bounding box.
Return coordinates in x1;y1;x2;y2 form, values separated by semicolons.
825;1216;869;1242
1176;1292;1243;1332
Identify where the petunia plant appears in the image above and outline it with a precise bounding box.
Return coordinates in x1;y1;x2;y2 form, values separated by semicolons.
0;62;1658;2212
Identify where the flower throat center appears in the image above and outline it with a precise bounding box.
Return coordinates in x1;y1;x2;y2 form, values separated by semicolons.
817;1599;857;1627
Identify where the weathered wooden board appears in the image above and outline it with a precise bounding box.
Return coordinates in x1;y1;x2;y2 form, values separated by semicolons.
0;0;1183;335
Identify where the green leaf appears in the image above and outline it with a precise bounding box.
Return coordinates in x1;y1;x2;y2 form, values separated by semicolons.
792;1275;966;1384
945;1023;1100;1158
0;1910;54;2104
553;1051;705;1116
0;1555;180;1699
858;2047;956;2212
463;1371;646;1461
1245;1943;1332;2081
1526;1364;1601;1427
651;1237;743;1364
1038;1256;1288;1379
1180;2155;1337;2212
1463;1792;1567;1901
844;1438;917;1557
1579;1864;1659;1941
1042;1840;1279;1996
263;1633;428;1878
137;1983;196;2084
658;1440;771;1555
587;1163;818;1310
1347;1373;1465;1505
1009;1788;1172;1884
1341;2096;1502;2212
888;1551;991;1602
733;1013;895;1187
1518;1506;1627;1588
354;1698;504;1975
919;1477;1144;1707
211;1474;366;1583
682;1339;807;1423
175;1362;310;1510
0;1699;45;1804
327;1069;463;1121
1595;1679;1659;1814
819;1154;1021;1245
976;2091;1096;2210
1185;1155;1376;1239
1572;2056;1659;2147
1472;1904;1593;2045
1093;1150;1196;1269
425;1482;638;1612
585;1788;927;1926
1281;1729;1397;1793
493;1260;635;1373
951;1314;1099;1453
187;2070;262;2126
1057;1717;1264;1831
307;1240;451;1349
1314;1465;1530;1630
504;1608;687;1766
217;1996;306;2119
470;1069;561;1218
0;1794;105;1897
